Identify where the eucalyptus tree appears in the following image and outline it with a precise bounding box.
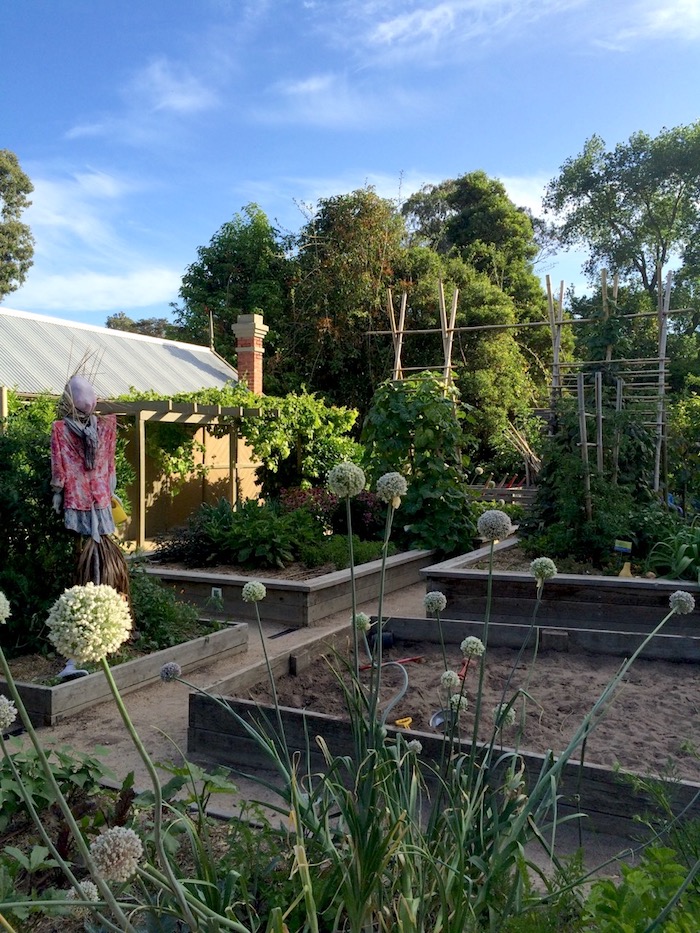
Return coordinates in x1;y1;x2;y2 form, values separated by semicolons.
0;149;34;301
544;122;700;300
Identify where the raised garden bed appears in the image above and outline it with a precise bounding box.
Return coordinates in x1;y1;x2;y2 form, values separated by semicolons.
188;622;700;838
422;539;700;643
148;548;435;629
1;624;248;727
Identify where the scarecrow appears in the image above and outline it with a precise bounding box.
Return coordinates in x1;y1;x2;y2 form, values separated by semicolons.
50;374;130;675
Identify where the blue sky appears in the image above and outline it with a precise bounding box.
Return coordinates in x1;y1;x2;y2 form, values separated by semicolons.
4;0;700;325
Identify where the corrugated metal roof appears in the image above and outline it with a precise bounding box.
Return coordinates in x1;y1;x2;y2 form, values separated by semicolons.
0;308;238;397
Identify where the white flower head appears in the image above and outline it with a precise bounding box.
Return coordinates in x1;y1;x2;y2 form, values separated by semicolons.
90;826;143;883
477;509;516;542
460;636;485;658
0;591;10;625
441;670;460;691
242;581;266;603
494;703;516;728
449;693;469;714
406;739;423;754
530;557;557;584
376;472;408;507
46;584;132;665
65;881;100;917
424;591;447;615
670;591;695;615
327;462;365;498
354;611;371;633
0;695;17;731
160;662;182;682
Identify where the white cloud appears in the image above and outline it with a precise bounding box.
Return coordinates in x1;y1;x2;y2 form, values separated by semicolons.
261;72;426;128
127;58;219;114
499;174;550;215
11;268;180;313
610;0;700;45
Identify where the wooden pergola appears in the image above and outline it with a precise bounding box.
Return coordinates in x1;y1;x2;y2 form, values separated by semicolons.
95;399;263;548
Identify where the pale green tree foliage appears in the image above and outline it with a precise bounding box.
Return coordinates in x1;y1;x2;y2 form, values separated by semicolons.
0;150;34;301
544;122;700;299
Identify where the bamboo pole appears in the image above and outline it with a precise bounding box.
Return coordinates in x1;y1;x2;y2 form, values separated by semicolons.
577;373;593;521
0;386;8;433
612;377;623;484
443;287;458;385
595;370;604;472
653;271;673;492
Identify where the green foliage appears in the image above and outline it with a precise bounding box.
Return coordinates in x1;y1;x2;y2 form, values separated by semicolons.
296;533;393;570
545;122;700;297
583;847;700;931
647;518;700;583
173;203;292;366
0;740;113;834
129;567;202;650
521;396;660;564
0;148;34;300
362;371;478;554
668;383;700;512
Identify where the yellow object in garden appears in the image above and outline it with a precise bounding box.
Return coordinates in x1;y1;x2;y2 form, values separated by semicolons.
111;496;127;524
619;561;633;577
395;717;413;729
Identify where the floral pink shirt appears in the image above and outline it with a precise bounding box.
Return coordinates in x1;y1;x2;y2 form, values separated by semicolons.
50;415;117;511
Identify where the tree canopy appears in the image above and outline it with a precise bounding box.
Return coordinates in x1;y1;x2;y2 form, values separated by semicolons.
544;122;700;299
0;150;34;302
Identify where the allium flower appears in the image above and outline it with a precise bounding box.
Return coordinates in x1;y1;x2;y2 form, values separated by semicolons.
0;696;17;731
460;636;485;658
449;693;469;714
494;703;516;728
376;472;408;507
441;670;461;691
477;509;516;542
327;462;365;498
354;612;371;633
424;591;447;614
670;591;695;615
530;557;557;584
90;826;143;883
46;584;131;665
65;881;100;917
0;591;10;624
242;581;266;603
406;739;423;754
160;662;182;682
474;466;484;476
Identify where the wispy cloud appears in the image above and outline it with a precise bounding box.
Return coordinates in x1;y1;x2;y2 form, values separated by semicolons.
126;58;219;114
11;169;180;316
11;268;180;314
607;0;700;45
259;72;427;128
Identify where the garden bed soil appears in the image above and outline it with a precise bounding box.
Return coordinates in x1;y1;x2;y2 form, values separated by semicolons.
241;637;700;783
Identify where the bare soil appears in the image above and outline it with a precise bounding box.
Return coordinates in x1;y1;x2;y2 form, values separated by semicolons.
245;636;700;782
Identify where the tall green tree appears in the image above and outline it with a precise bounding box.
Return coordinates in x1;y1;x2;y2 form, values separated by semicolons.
172;203;291;376
0;150;34;302
291;186;407;412
544;122;700;299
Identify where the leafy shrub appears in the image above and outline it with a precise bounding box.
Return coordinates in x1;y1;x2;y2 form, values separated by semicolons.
296;534;394;570
129;568;202;650
362;372;478;555
332;490;387;541
647;517;700;583
583;846;700;930
155;498;324;569
279;486;339;530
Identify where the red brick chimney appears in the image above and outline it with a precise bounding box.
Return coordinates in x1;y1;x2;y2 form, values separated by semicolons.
232;313;268;395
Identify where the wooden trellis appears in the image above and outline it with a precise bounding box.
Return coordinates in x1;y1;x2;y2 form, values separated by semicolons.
376;271;683;496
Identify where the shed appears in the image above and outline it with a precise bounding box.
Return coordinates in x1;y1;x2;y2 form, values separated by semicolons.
0;308;268;546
